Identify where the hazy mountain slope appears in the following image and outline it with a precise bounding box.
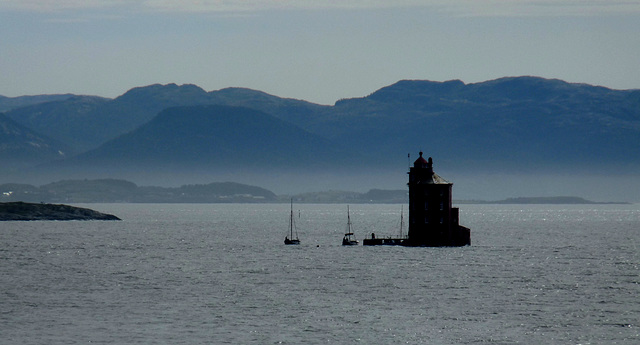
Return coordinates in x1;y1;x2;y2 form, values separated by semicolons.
315;77;640;171
5;84;213;151
56;104;357;173
9;76;637;175
206;87;331;130
3;96;110;153
3;77;640;199
0;113;69;171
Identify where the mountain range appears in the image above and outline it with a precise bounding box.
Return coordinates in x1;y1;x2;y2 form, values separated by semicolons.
1;76;639;201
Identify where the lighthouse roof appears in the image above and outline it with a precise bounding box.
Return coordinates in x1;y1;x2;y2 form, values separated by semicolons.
413;151;429;168
427;173;451;184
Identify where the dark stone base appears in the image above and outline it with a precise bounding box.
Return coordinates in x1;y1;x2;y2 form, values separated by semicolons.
363;226;470;247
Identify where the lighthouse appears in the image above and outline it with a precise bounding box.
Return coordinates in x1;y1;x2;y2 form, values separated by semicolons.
406;152;470;246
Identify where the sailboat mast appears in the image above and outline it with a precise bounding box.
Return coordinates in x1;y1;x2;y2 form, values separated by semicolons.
399;205;405;238
290;199;294;238
284;198;301;244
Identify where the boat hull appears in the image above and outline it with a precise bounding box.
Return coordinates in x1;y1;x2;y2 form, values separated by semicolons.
284;238;300;245
342;238;358;246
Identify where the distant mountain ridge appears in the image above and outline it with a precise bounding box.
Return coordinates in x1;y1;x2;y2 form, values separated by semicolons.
3;83;327;153
6;77;639;168
2;76;639;200
322;77;640;169
3;84;211;151
0;94;75;112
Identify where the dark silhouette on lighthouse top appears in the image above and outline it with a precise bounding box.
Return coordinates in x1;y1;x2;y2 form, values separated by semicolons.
406;152;470;246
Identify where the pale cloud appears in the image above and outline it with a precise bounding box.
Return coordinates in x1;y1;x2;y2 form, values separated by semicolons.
143;0;640;17
141;0;640;16
141;0;427;12
442;0;640;17
0;0;128;11
1;0;639;16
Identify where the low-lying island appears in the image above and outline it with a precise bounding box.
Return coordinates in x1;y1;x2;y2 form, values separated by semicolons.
0;202;121;221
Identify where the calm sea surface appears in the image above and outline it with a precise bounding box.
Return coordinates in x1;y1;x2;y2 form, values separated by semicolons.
1;203;638;344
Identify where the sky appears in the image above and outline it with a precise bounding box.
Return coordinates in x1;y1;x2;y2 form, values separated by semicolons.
1;0;639;105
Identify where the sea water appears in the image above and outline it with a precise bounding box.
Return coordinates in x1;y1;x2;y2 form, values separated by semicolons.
1;203;638;344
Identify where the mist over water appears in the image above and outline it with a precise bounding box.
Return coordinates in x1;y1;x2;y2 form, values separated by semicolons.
7;165;639;203
1;203;638;344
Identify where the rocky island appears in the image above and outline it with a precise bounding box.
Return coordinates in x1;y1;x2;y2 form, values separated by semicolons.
0;202;121;221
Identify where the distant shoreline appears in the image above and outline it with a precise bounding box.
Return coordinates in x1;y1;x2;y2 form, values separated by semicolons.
0;179;633;205
455;196;631;205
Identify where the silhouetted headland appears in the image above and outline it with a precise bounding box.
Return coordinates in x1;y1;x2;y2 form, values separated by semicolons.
0;202;120;221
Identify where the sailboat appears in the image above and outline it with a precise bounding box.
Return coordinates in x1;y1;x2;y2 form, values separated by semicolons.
284;199;300;245
342;205;359;245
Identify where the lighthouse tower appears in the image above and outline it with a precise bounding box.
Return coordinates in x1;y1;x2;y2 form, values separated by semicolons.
407;152;470;246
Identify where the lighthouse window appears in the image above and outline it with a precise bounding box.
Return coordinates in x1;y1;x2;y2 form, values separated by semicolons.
440;217;444;224
425;216;429;224
440;202;444;210
424;201;428;210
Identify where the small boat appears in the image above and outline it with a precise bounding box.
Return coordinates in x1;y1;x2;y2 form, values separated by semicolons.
342;233;358;245
342;205;359;245
284;199;300;245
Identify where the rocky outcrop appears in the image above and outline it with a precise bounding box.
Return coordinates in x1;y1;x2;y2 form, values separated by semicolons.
0;202;120;221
